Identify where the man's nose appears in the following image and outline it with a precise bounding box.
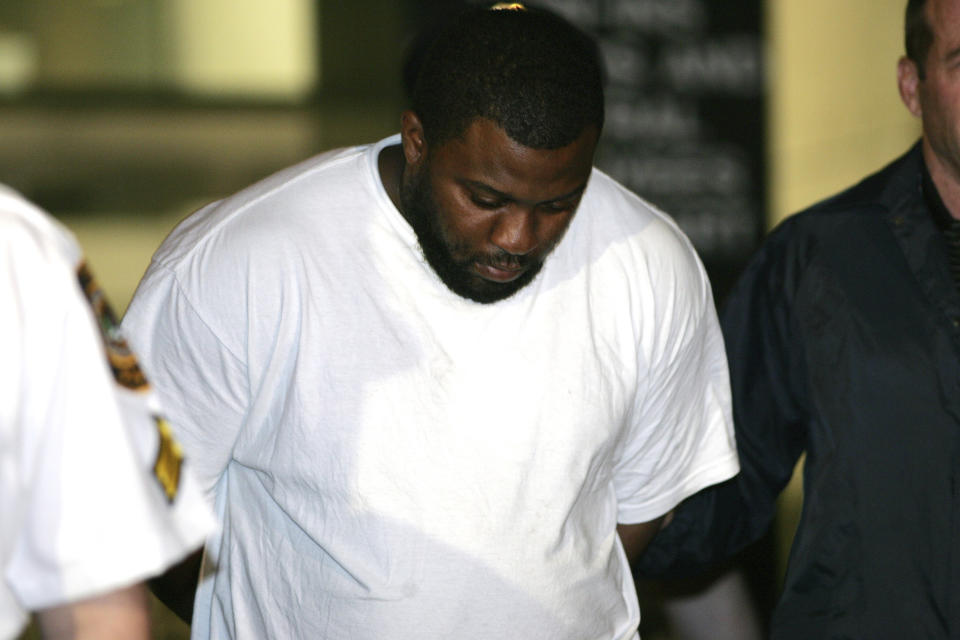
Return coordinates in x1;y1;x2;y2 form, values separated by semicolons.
490;206;538;256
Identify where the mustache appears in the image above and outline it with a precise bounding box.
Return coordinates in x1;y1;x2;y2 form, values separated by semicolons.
477;249;534;272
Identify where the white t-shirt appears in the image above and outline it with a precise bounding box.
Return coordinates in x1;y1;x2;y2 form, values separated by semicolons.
0;185;214;640
123;135;738;640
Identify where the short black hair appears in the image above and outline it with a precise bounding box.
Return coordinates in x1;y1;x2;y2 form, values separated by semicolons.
905;0;932;79
410;3;605;150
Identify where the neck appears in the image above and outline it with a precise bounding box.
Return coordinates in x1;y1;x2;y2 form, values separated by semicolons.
922;139;960;220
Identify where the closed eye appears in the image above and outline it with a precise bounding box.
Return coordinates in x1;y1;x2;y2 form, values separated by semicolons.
540;200;577;213
471;196;507;209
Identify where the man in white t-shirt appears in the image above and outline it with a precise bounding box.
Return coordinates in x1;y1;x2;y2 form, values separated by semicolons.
122;5;738;639
0;184;214;640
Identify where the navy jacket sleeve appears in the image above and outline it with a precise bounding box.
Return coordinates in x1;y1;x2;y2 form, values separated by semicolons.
637;219;809;578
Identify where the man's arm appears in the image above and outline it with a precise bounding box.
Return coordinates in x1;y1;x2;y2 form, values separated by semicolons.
1;195;213;640
35;583;149;640
148;547;204;623
637;220;807;579
617;515;668;566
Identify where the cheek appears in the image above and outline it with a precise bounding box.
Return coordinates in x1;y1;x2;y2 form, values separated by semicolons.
436;201;477;258
925;93;960;141
948;93;960;122
433;194;492;249
925;79;960;120
443;214;491;256
537;213;576;252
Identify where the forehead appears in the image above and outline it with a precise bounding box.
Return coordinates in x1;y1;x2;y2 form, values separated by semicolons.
927;0;960;50
429;118;598;201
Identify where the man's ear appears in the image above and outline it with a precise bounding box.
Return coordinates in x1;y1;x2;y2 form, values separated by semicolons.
898;56;923;118
400;110;428;168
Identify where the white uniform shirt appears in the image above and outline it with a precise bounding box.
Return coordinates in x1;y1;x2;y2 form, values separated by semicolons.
0;185;214;640
123;135;739;639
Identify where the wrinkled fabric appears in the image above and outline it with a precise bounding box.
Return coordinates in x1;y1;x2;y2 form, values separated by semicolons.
639;143;960;638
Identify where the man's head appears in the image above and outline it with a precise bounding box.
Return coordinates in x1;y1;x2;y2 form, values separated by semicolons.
410;4;604;150
396;4;604;304
898;0;960;193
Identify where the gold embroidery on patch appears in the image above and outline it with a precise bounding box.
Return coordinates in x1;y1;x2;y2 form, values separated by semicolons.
153;417;184;503
77;262;148;390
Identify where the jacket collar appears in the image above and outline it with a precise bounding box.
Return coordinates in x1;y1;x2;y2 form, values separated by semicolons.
883;141;960;326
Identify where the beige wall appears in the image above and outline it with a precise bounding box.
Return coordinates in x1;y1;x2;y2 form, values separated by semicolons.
21;0;318;99
767;0;920;226
30;0;167;89
168;0;317;100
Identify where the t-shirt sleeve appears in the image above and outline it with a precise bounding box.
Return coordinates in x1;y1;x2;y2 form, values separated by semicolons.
637;219;808;578
612;231;739;524
1;224;213;616
121;262;248;499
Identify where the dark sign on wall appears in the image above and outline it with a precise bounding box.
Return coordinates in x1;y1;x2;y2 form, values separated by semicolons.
536;0;766;302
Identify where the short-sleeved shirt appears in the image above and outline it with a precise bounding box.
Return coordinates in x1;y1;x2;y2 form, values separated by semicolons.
0;185;214;640
637;144;960;637
123;135;738;639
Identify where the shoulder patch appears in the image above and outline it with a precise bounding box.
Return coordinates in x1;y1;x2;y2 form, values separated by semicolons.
153;416;184;503
75;263;185;503
77;262;148;390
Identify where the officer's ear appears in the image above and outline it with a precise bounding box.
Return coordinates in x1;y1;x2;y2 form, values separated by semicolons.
898;56;923;118
400;110;428;169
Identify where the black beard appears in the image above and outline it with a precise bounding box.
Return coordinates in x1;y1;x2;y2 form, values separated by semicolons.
398;169;543;304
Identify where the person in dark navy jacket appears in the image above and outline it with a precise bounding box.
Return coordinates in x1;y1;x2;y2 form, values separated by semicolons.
639;0;960;637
